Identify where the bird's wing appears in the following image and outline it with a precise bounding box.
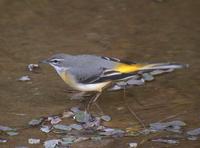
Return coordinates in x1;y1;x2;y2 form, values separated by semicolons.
69;55;185;84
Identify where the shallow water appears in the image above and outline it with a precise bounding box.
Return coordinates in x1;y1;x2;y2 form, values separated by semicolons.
0;0;200;147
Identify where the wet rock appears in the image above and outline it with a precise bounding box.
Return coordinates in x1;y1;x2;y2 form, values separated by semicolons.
0;125;15;131
70;124;83;130
28;64;39;72
186;128;200;136
7;131;19;136
28;138;40;144
91;136;102;141
62;111;74;118
74;137;89;143
187;136;198;141
142;73;154;81
0;138;7;143
44;139;61;148
48;116;62;125
61;136;76;145
70;107;80;113
101;115;111;122
82;117;101;128
18;75;31;81
28;118;44;126
152;138;179;144
53;124;72;131
40;125;52;133
74;111;91;123
128;142;138;148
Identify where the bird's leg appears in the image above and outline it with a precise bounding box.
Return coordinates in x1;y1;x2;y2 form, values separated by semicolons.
86;92;102;112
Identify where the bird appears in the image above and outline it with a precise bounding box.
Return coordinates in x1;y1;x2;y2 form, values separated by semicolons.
41;53;187;110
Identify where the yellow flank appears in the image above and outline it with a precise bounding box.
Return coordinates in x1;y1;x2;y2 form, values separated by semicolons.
115;63;145;73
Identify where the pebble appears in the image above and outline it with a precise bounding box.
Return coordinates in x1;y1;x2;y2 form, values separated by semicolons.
74;111;91;123
0;138;7;143
70;124;83;130
7;131;19;136
101;115;111;122
62;111;74;118
28;138;40;144
128;142;138;148
44;139;61;148
40;125;52;133
28;118;44;126
48;116;62;125
18;76;31;81
186;128;200;136
53;124;72;131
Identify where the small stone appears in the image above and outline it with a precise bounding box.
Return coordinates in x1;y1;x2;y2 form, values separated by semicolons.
128;142;138;148
62;111;74;118
18;76;31;81
74;111;91;123
74;137;89;143
28;138;40;144
7;131;19;136
0;125;15;131
48;116;62;125
28;118;44;126
187;128;200;136
40;125;52;133
0;138;7;143
187;136;198;141
61;136;76;145
53;124;72;131
44;139;61;148
101;115;111;122
70;107;80;113
70;124;83;130
91;136;102;141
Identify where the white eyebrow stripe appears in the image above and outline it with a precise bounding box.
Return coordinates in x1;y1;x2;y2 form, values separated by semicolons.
50;58;64;62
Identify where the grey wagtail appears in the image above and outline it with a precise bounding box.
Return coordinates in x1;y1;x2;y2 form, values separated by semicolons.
41;53;187;110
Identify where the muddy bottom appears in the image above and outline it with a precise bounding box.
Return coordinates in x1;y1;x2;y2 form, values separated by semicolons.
0;0;200;147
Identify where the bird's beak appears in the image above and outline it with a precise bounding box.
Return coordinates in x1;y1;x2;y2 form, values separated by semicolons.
39;59;50;64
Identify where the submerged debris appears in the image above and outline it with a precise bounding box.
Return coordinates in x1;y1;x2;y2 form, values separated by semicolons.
28;138;40;144
18;75;31;81
70;106;80;113
151;138;179;144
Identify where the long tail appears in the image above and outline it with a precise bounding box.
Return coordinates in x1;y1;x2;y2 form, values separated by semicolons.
139;63;189;71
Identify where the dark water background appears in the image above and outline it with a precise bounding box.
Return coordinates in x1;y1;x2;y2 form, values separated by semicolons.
0;0;200;147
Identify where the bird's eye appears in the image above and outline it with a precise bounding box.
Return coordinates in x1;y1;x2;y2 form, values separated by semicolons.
51;59;60;64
